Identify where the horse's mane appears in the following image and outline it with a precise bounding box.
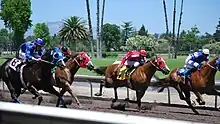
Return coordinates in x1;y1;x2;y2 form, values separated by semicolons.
42;48;53;58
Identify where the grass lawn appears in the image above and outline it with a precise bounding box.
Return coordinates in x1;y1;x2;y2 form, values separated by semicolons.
1;55;220;79
77;56;220;80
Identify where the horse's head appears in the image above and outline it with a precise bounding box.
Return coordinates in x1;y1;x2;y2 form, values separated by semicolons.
150;56;170;74
72;52;94;71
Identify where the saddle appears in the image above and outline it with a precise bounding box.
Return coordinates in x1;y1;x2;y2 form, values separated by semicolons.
117;65;136;80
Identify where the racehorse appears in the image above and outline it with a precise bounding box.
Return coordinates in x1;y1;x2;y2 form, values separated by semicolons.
0;49;66;106
152;56;220;114
94;56;170;111
51;52;94;107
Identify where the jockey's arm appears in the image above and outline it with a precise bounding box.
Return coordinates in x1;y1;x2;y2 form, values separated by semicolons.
120;56;128;67
25;46;35;61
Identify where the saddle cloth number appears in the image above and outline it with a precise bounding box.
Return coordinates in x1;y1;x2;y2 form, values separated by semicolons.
9;58;22;71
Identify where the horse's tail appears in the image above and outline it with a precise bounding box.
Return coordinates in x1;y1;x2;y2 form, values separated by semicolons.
93;66;108;76
151;76;171;93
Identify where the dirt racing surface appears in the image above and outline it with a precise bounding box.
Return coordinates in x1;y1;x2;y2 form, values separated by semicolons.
1;91;220;124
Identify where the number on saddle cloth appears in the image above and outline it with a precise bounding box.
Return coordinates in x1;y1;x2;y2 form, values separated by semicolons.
176;67;191;77
9;58;22;71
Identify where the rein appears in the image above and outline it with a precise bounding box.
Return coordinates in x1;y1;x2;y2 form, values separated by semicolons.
150;60;160;70
206;62;217;70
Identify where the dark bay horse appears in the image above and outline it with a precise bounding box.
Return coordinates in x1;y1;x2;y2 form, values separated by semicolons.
94;56;170;111
0;49;66;105
51;52;94;107
152;56;220;114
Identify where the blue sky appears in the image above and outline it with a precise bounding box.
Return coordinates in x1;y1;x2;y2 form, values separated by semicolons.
9;0;220;34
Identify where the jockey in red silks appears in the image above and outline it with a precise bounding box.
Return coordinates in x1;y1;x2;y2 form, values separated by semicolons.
118;49;148;78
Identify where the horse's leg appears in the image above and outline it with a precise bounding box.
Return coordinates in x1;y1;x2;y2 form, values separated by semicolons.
63;82;81;107
182;89;199;114
27;85;43;105
112;87;118;103
136;89;146;111
56;88;66;107
45;85;67;108
174;84;185;100
5;80;20;103
194;92;205;105
95;80;104;96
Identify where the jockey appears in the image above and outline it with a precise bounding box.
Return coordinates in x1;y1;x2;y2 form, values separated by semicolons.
118;49;148;77
51;46;67;73
18;38;45;63
16;38;45;72
183;48;209;81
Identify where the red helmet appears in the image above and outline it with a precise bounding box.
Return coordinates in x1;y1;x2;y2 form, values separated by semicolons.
140;49;147;56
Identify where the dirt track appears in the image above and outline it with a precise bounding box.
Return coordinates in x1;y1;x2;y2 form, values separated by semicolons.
1;90;220;124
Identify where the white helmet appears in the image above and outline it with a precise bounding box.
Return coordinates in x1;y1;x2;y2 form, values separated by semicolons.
202;49;209;55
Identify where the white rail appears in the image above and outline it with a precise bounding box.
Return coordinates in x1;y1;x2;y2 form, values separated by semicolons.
0;101;203;124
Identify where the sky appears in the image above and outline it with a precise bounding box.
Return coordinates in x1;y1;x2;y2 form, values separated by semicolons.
5;0;220;34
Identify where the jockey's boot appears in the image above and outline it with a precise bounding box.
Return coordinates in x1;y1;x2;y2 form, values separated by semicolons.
125;66;135;76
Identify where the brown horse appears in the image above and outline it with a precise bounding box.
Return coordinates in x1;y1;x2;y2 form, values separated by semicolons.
94;56;170;111
152;56;220;114
52;52;94;107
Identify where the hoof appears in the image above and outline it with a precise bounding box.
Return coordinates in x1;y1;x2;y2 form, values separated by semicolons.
111;103;125;111
11;99;21;103
191;100;196;107
94;93;102;96
60;105;68;108
112;99;117;103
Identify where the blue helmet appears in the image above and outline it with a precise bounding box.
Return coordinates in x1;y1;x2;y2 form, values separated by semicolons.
34;38;44;46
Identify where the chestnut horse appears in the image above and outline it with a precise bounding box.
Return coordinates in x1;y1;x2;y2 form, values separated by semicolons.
152;56;220;114
52;52;94;107
94;56;170;111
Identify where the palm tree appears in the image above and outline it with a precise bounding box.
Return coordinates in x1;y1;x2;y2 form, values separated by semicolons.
59;16;88;51
176;0;184;58
163;0;169;35
121;21;133;45
163;0;171;58
96;0;100;58
86;0;94;57
100;0;106;58
172;0;177;58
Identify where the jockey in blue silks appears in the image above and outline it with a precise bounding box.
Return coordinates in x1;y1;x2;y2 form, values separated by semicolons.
50;47;66;73
18;38;45;62
183;49;210;82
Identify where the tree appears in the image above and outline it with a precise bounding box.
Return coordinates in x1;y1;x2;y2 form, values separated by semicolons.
121;21;133;45
99;0;106;58
138;25;148;36
213;18;220;42
25;35;35;42
102;23;122;51
0;28;11;50
86;0;94;57
182;26;200;50
122;35;158;52
0;0;32;49
59;16;88;51
96;0;100;58
33;23;52;47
